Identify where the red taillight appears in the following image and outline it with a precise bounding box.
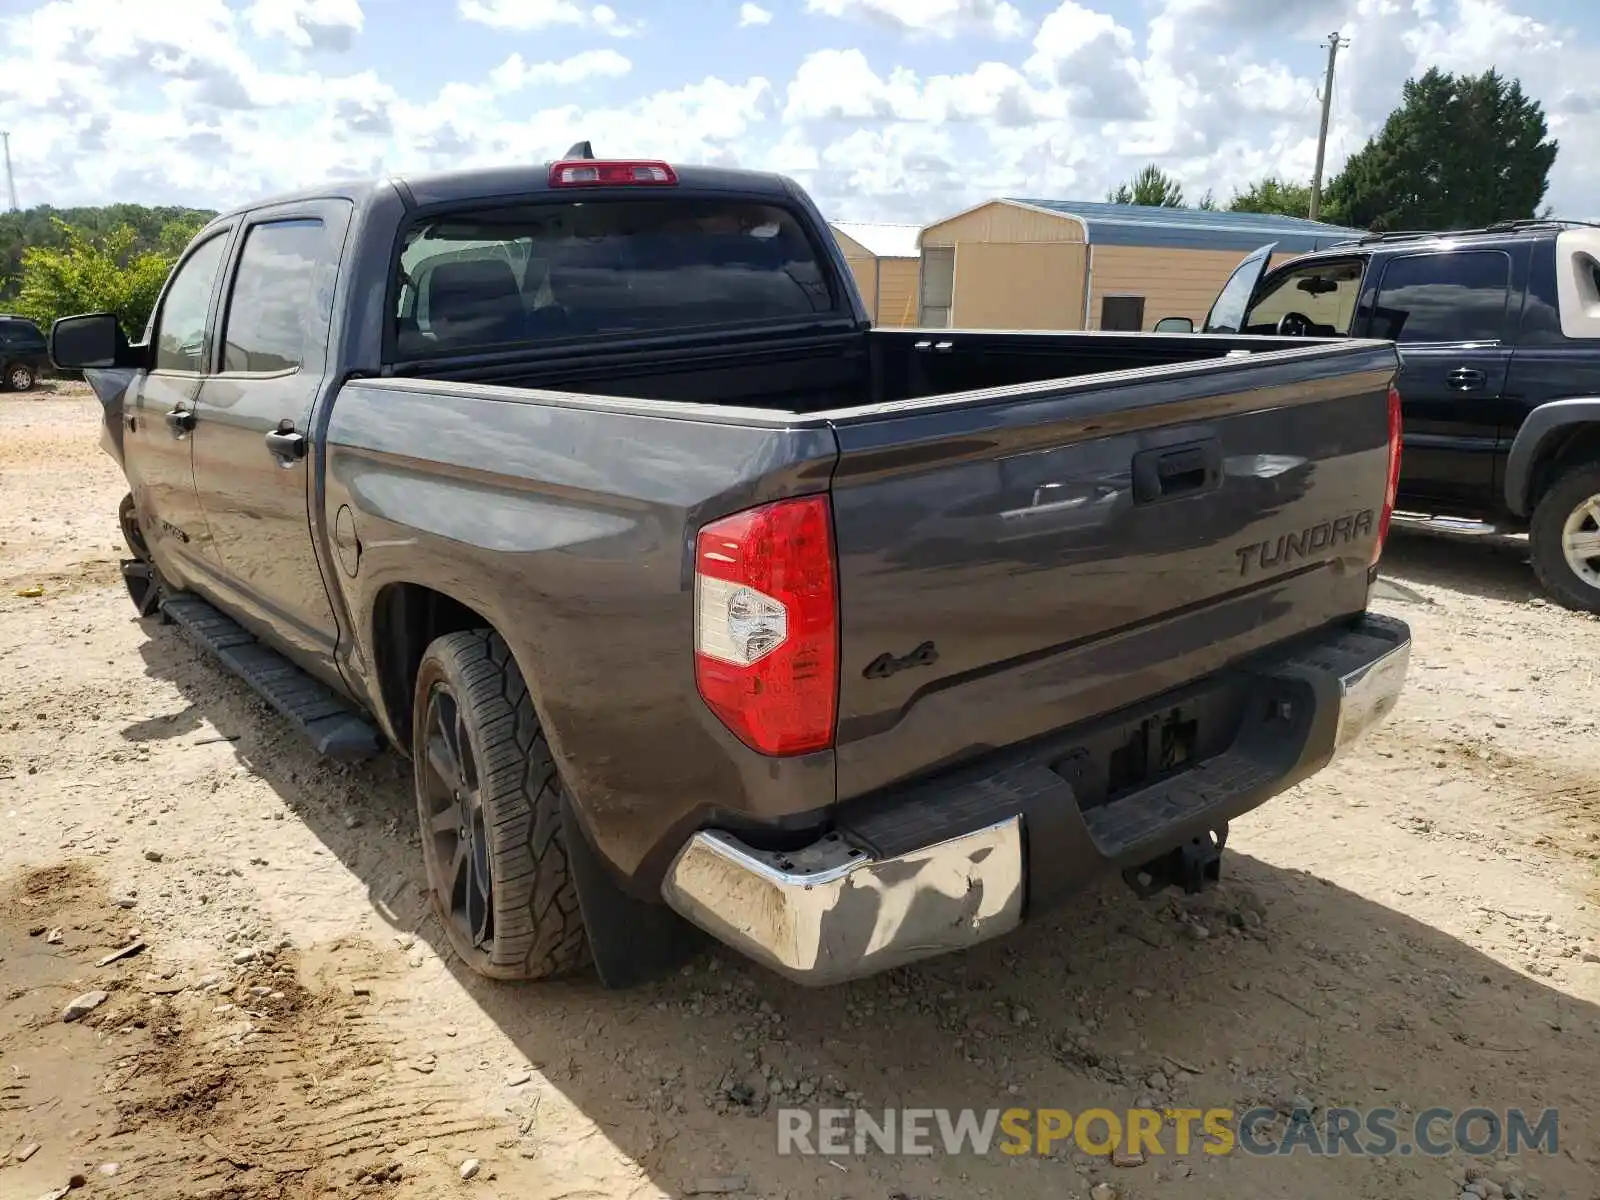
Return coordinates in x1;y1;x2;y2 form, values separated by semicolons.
1373;382;1403;566
548;159;678;187
694;495;838;756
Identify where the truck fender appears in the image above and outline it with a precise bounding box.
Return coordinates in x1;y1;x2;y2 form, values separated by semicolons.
1504;398;1600;517
84;366;141;470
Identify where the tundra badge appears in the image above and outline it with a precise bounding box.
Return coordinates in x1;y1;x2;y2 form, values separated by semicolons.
1235;508;1374;576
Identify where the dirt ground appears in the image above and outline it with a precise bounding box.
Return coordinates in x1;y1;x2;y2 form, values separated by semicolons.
2;386;1599;1200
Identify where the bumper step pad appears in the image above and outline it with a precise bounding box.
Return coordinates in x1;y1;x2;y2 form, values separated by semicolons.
1082;750;1277;858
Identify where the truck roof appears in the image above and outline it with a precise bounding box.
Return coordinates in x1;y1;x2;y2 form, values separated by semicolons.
209;161;800;225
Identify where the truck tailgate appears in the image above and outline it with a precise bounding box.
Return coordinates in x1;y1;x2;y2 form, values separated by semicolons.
828;340;1399;801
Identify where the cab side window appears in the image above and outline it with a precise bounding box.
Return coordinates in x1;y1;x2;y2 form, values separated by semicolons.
220;219;325;374
1366;251;1513;344
153;234;229;372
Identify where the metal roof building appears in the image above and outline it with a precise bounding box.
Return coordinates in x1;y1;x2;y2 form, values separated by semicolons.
829;220;922;327
915;197;1363;332
1002;198;1363;254
830;221;922;260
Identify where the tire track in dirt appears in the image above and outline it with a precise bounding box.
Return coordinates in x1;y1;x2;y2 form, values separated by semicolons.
1;862;506;1200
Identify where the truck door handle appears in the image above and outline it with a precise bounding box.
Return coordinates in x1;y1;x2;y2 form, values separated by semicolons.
164;407;195;436
265;422;307;463
1447;367;1486;391
1131;439;1223;504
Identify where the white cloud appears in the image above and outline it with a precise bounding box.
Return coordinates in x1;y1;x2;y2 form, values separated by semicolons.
803;0;1028;41
244;0;364;52
1023;0;1144;120
785;49;1054;125
456;0;638;37
785;49;918;121
738;3;772;26
489;49;633;90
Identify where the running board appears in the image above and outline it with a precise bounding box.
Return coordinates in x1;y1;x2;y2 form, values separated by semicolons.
160;595;382;761
1389;512;1515;538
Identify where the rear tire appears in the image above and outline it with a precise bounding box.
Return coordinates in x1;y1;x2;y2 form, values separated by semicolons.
1529;463;1600;613
411;629;589;981
4;362;36;392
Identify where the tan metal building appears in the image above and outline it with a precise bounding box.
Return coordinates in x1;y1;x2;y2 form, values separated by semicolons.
916;199;1363;332
829;221;921;327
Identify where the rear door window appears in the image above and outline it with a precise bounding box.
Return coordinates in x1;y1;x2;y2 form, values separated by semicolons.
1365;250;1513;344
219;219;325;374
393;198;837;358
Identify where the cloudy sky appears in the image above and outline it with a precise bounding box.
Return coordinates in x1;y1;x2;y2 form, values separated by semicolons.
0;0;1596;224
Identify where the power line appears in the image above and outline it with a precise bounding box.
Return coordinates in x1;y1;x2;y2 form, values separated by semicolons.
1;131;17;212
1309;31;1349;222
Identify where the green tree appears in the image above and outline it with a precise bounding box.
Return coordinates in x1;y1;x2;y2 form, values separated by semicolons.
1324;67;1558;231
1106;163;1185;207
0;203;215;305
1195;188;1218;211
15;217;205;335
1228;177;1314;219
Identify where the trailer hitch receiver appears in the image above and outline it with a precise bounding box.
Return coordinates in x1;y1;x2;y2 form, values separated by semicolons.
1122;825;1228;899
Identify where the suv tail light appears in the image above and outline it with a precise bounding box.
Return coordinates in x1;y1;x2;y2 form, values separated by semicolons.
694;496;838;756
1373;382;1403;566
549;160;678;187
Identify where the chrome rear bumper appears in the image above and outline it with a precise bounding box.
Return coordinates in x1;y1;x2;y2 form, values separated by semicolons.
660;818;1024;987
1331;622;1411;753
662;614;1409;987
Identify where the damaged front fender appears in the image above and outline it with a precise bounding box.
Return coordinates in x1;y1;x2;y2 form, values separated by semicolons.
85;367;139;470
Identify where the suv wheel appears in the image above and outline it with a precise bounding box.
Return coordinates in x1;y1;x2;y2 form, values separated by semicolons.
4;362;36;392
1530;463;1600;613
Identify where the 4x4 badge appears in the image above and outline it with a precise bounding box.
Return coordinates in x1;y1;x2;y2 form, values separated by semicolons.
863;641;938;680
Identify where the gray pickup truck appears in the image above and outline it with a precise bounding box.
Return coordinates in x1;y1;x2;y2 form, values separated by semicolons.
51;149;1410;989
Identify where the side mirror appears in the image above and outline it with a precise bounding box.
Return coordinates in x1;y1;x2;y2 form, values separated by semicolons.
50;313;137;370
1153;316;1194;333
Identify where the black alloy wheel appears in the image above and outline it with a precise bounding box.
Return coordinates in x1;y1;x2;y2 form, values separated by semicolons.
419;681;495;953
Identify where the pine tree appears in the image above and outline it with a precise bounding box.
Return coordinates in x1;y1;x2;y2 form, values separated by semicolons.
1106;164;1185;207
1325;67;1558;231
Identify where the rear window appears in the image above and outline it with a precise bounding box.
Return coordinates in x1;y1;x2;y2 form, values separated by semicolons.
393;198;836;358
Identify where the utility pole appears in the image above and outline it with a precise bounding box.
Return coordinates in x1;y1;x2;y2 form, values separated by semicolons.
1;131;17;212
1308;31;1349;222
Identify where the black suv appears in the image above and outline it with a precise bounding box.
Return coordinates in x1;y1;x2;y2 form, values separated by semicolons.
0;314;47;391
1166;221;1600;613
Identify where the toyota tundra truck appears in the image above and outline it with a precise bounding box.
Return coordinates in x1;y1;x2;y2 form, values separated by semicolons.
51;147;1411;989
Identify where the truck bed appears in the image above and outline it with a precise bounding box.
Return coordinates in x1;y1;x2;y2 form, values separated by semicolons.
398;327;1322;414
